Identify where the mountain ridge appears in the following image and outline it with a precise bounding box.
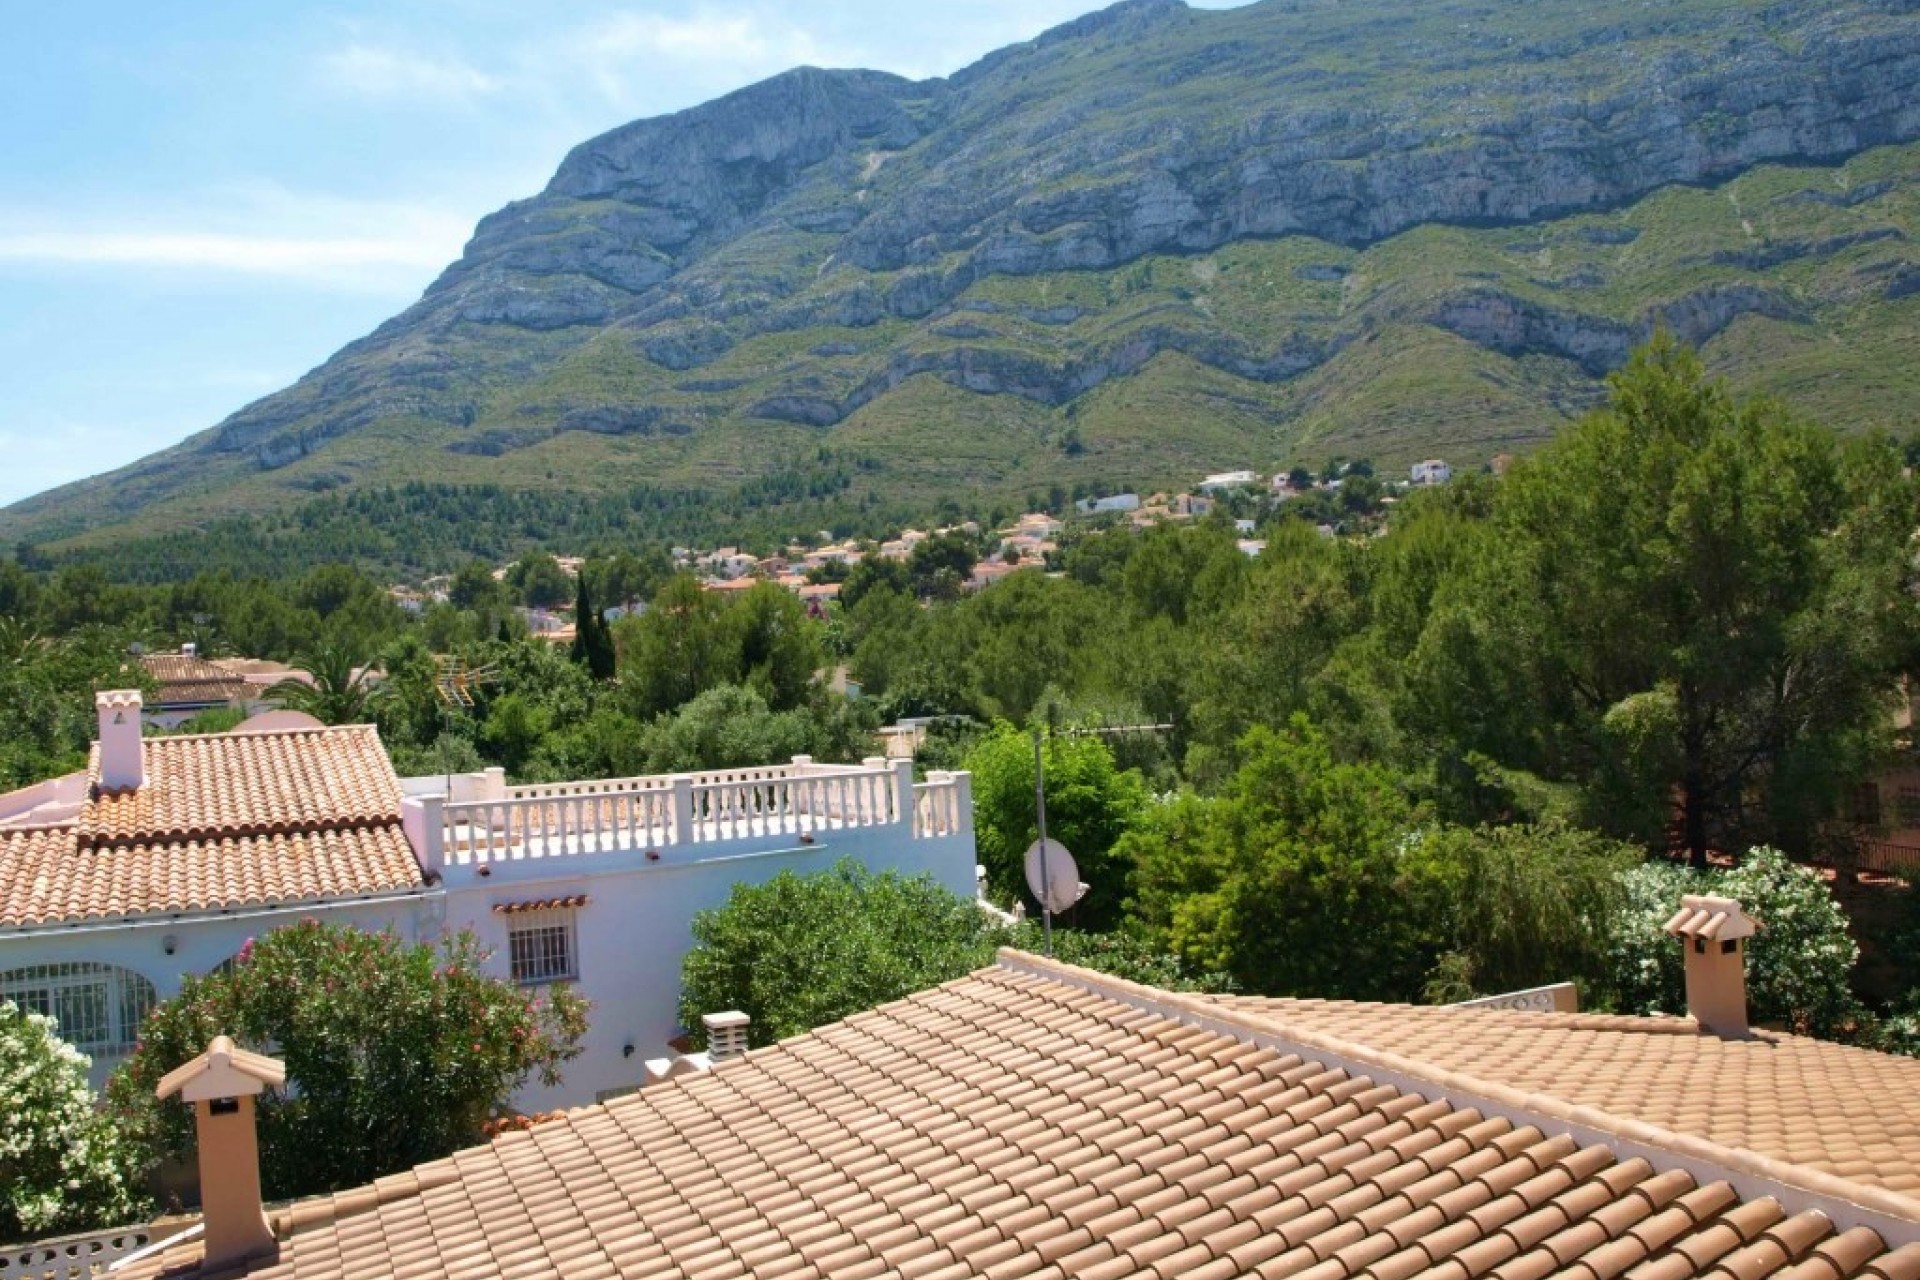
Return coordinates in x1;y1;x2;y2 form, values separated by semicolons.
10;0;1920;556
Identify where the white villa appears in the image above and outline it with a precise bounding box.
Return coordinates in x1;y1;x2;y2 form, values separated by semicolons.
1411;458;1453;485
0;691;976;1109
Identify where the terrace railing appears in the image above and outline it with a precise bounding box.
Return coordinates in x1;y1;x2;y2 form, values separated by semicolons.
412;757;973;869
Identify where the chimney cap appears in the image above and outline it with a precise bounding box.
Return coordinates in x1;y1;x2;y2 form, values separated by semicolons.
96;689;144;712
1662;893;1758;943
702;1010;750;1031
156;1035;286;1103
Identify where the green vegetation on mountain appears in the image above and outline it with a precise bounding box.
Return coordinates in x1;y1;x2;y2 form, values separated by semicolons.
6;0;1920;571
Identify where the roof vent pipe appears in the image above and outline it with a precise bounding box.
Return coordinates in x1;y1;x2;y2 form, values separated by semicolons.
1663;893;1758;1037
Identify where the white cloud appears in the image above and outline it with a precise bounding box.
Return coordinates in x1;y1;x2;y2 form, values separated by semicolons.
319;44;501;101
562;8;847;109
0;192;475;291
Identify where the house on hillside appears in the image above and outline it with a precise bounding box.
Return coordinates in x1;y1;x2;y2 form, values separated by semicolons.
1198;468;1258;492
1075;492;1141;515
0;691;976;1107
113;900;1920;1280
135;648;259;728
1412;458;1453;485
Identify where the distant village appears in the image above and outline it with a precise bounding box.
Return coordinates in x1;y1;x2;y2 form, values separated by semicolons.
381;456;1483;640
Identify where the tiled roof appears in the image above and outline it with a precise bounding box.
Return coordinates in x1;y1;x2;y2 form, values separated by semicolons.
1195;993;1920;1200
0;726;422;929
82;726;403;842
0;823;424;929
138;653;253;706
117;954;1920;1280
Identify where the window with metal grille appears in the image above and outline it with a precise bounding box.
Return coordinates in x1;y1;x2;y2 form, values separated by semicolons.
0;963;157;1057
1853;782;1884;828
1899;784;1920;829
508;910;578;984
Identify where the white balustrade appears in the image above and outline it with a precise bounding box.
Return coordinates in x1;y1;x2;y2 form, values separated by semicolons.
1;1223;156;1279
437;762;971;866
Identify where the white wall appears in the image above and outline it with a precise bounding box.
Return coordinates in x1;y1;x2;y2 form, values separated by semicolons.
0;893;438;1090
449;825;977;1110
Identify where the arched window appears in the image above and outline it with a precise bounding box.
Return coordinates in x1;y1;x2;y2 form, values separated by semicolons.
0;962;157;1059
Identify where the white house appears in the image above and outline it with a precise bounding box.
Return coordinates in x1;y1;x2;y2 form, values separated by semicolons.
0;692;976;1109
1197;469;1257;492
1411;458;1452;486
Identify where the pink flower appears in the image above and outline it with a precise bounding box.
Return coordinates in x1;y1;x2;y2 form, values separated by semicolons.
236;938;255;965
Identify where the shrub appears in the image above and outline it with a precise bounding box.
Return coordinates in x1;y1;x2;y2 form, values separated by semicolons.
0;1001;145;1240
106;921;588;1201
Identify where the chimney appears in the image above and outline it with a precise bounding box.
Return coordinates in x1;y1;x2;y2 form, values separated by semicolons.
95;690;145;792
1662;893;1758;1036
155;1036;286;1272
181;641;198;658
703;1010;750;1061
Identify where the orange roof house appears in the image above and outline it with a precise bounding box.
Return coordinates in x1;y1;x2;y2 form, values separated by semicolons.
115;949;1920;1280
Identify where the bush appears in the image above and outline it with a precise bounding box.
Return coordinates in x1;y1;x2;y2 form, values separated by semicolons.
678;861;990;1048
106;921;588;1201
1608;847;1863;1036
0;1001;145;1240
1402;822;1637;1004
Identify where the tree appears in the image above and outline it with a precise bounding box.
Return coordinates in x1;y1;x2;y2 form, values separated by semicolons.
1607;846;1864;1037
1401;823;1637;1004
504;553;572;610
569;575;616;681
1484;337;1918;864
614;574;736;717
908;533;977;600
965;720;1149;929
106;922;587;1201
1124;716;1424;999
267;642;380;725
447;559;507;612
678;861;991;1048
727;582;821;712
1;1001;145;1241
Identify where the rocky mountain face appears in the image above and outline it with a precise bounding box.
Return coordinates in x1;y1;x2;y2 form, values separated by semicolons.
12;0;1920;554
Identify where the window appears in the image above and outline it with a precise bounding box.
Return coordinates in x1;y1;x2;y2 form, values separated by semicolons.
508;909;578;984
1853;782;1883;828
0;963;157;1058
1899;784;1920;829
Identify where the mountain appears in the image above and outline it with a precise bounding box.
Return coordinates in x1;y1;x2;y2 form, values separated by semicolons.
11;0;1920;571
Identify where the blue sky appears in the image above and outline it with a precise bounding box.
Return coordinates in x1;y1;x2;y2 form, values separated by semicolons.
0;0;1247;509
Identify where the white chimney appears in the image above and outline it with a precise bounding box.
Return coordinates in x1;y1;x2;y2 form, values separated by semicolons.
704;1010;750;1061
154;1036;286;1272
181;641;198;658
95;690;145;792
1663;893;1758;1037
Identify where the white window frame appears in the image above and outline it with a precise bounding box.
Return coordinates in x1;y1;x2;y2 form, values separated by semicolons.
0;962;157;1058
507;908;579;985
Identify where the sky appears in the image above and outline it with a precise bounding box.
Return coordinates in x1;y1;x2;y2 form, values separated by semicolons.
0;0;1249;509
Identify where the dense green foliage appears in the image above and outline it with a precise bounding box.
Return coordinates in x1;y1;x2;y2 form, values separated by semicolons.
676;860;1230;1048
0;1002;145;1239
105;922;588;1201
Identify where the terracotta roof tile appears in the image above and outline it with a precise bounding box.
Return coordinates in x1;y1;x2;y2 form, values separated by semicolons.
1;726;421;927
83;725;402;842
1198;992;1920;1201
139;653;254;706
113;955;1919;1280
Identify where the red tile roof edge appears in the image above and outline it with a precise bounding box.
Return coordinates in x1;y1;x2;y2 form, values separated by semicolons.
993;947;1920;1244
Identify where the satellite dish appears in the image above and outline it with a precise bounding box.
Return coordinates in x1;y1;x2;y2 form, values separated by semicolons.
1024;838;1085;915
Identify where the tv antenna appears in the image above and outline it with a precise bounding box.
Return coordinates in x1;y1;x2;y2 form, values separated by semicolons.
1028;707;1174;956
432;656;499;709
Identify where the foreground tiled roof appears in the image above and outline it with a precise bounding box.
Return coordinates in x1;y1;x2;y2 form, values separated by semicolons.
0;726;422;929
1197;995;1920;1200
83;726;403;844
120;953;1920;1280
